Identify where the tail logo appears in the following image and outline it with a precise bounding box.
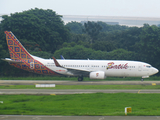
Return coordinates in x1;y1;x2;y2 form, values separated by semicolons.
5;31;33;60
4;31;58;76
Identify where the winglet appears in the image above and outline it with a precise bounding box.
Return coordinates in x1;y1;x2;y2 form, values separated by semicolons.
60;55;65;60
52;57;62;67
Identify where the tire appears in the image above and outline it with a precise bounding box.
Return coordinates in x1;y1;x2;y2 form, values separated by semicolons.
141;78;144;82
78;77;83;81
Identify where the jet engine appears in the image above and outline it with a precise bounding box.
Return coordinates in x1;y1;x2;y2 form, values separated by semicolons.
89;71;106;79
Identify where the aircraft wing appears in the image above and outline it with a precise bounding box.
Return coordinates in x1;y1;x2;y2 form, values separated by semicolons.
65;67;90;76
52;57;90;76
1;58;22;63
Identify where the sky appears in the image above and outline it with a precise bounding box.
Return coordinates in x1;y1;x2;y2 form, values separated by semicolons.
1;0;160;18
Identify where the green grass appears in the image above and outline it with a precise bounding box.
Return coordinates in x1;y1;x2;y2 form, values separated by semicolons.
0;93;160;116
1;85;160;89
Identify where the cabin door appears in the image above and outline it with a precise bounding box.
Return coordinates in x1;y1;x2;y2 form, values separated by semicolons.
138;64;142;71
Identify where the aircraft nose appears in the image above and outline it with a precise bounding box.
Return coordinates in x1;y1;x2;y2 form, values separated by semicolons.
153;68;159;74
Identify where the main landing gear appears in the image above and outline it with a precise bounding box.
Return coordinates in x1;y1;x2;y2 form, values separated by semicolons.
78;76;83;81
141;78;144;82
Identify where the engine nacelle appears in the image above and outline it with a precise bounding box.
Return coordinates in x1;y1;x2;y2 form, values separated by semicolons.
89;71;106;79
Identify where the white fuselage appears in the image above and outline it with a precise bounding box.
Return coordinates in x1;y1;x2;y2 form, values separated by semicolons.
34;56;158;78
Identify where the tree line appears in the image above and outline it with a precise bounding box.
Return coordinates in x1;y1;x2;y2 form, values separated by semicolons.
0;8;160;76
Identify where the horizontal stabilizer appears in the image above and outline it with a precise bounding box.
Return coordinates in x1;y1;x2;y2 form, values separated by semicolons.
1;58;22;63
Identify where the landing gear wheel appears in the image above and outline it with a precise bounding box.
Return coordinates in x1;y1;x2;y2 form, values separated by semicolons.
141;78;144;82
78;76;83;81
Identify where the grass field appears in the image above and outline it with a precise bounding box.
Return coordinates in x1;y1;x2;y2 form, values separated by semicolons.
0;93;160;116
0;85;160;89
1;76;160;116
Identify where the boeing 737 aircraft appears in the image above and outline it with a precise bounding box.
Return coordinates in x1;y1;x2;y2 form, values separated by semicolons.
2;31;159;81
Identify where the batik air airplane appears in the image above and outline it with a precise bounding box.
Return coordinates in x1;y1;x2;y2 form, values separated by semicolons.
2;31;159;81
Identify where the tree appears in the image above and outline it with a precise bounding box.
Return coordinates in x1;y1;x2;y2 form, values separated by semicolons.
54;45;93;59
92;41;116;52
65;21;84;34
1;8;70;53
134;25;160;67
105;49;138;60
54;45;137;61
68;33;91;43
0;8;71;76
83;21;102;43
97;21;129;32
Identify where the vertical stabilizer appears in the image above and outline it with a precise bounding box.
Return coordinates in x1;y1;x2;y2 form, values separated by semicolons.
5;31;33;60
4;31;58;76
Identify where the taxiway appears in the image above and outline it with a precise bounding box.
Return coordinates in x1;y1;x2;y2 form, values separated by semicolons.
0;80;160;85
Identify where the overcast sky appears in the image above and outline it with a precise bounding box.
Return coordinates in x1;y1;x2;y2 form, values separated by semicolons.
1;0;160;18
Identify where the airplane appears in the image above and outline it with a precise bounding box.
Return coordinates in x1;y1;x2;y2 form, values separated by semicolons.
2;31;159;81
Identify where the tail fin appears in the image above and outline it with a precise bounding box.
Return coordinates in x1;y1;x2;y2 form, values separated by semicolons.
5;31;33;60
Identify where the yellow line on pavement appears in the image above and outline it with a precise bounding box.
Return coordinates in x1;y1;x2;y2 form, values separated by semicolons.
138;90;141;93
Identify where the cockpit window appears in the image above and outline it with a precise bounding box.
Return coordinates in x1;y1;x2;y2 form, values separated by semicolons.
146;66;151;68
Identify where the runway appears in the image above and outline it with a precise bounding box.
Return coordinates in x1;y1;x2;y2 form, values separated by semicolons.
0;80;160;94
0;80;160;85
0;115;160;120
1;89;160;94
